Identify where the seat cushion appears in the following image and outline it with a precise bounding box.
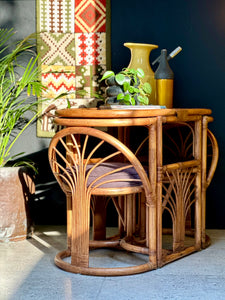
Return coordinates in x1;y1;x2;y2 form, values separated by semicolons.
65;162;145;189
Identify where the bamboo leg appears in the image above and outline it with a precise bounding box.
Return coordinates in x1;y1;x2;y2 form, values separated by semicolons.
71;183;90;268
92;196;107;241
124;196;127;233
194;119;202;250
66;194;72;250
147;203;157;267
126;194;134;238
132;194;136;234
140;192;146;239
117;196;125;237
148;120;157;267
201;117;208;247
156;117;163;266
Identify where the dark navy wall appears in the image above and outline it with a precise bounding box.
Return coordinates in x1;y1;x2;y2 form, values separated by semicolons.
0;0;224;227
111;0;225;228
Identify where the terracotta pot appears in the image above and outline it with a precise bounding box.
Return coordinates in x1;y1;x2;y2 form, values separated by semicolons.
0;167;35;242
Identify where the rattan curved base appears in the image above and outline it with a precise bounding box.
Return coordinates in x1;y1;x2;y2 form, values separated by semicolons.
89;239;121;248
202;234;211;249
120;238;149;255
54;249;155;276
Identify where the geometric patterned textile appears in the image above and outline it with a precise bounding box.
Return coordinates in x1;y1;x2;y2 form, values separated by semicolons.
36;0;111;137
41;65;76;99
37;0;75;33
75;33;106;65
39;33;76;65
75;0;106;33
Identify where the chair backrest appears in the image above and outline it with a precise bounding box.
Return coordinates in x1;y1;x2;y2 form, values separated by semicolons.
48;126;153;202
133;124;218;188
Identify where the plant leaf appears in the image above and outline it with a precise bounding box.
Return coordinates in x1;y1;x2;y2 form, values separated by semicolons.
142;82;152;94
137;68;145;78
123;81;129;92
101;71;115;81
130;97;135;105
117;93;124;100
122;99;131;105
0;29;51;167
115;73;125;85
128;68;136;75
128;86;135;93
137;95;149;105
124;93;132;103
67;99;71;108
133;87;139;93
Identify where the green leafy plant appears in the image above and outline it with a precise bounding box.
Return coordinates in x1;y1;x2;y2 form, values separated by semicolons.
0;28;45;168
101;68;152;105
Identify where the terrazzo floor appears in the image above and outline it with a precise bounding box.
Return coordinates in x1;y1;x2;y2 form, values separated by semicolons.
1;226;225;300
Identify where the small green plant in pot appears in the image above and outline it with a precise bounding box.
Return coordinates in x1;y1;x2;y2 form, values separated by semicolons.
101;68;152;105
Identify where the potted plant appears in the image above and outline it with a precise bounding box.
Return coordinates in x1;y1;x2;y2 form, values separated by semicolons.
0;28;45;242
100;68;152;106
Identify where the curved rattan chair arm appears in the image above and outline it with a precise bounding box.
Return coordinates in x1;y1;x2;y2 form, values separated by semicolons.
49;126;153;200
206;129;219;188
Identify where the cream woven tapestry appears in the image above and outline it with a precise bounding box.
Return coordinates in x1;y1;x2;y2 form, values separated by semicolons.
36;0;111;137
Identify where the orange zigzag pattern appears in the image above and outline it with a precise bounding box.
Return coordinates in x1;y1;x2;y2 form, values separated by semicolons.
42;72;75;80
47;82;75;92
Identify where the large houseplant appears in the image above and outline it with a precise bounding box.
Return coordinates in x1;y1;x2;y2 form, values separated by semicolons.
0;28;44;167
0;28;45;242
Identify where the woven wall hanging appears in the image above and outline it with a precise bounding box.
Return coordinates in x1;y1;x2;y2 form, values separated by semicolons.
36;0;111;137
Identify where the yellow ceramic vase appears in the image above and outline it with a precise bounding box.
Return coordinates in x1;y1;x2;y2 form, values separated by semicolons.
124;43;158;105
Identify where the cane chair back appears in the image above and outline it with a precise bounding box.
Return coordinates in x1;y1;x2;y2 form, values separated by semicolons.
132;124;218;262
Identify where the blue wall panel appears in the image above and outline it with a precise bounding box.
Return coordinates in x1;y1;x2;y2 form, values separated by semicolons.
111;0;225;228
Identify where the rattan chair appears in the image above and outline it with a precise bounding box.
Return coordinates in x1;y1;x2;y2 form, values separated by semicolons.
48;126;156;276
128;124;218;264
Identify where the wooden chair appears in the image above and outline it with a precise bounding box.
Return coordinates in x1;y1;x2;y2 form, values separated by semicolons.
48;126;156;276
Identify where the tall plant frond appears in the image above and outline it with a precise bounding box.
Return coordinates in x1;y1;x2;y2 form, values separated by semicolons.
0;28;46;167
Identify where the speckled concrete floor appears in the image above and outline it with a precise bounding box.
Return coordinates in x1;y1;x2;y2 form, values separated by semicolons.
1;227;225;300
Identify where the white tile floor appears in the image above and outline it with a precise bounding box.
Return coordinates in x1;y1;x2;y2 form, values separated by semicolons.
1;226;225;300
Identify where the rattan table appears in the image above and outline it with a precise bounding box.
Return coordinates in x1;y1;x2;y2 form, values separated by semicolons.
53;107;218;272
